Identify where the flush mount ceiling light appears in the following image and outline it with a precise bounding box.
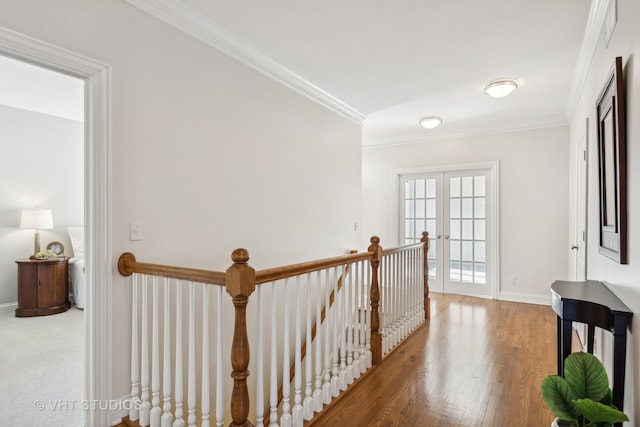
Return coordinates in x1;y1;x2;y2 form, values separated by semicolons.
418;116;443;129
483;79;518;98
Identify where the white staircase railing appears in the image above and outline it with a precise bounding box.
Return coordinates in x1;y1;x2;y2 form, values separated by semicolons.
118;232;430;427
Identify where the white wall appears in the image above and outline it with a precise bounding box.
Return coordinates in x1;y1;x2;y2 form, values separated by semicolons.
0;104;84;305
568;0;640;422
0;0;362;409
362;126;570;302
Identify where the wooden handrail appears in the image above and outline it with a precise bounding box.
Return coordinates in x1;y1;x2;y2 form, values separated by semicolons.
255;251;372;285
381;241;423;256
117;252;226;286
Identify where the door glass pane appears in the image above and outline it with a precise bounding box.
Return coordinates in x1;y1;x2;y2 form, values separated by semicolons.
462;220;473;239
462;176;473;197
462;199;473;218
450;240;460;261
450;219;460;239
474;263;486;284
450;177;460;197
405;180;414;198
474;198;486;218
462;241;473;261
415;200;425;218
405;200;414;218
474;176;485;196
405;220;414;238
474;219;485;240
416;179;425;198
414;220;425;238
461;262;473;282
474;242;485;262
426;179;436;198
450;199;460;218
450;261;461;282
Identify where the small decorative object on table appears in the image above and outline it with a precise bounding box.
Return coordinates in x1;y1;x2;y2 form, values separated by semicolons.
542;352;628;427
46;241;64;256
32;249;58;260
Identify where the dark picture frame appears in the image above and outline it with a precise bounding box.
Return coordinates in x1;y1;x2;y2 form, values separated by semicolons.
596;56;627;264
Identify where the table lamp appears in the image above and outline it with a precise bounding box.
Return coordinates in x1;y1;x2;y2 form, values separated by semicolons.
20;209;54;255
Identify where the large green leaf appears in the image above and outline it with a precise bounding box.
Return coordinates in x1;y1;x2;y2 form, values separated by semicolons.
541;376;580;420
573;399;629;424
564;352;609;401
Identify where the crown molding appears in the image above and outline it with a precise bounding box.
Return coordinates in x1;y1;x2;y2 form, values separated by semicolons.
124;0;365;124
565;0;611;120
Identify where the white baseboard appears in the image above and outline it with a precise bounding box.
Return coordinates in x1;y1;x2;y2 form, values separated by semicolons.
498;291;552;306
0;302;17;313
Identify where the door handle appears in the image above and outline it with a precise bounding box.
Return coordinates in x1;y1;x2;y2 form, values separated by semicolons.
437;235;442;239
571;245;579;250
444;235;450;240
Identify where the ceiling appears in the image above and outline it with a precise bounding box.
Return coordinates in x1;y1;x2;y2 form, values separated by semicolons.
128;0;593;146
0;1;594;143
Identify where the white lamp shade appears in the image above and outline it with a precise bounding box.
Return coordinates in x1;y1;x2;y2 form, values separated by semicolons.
20;209;54;230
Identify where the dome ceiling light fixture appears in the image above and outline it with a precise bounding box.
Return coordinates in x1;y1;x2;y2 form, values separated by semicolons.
418;116;443;129
483;79;518;98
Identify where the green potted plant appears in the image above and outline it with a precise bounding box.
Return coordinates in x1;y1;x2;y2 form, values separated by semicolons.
542;351;629;427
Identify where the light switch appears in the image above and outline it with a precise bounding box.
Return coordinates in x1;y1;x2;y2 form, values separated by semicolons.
130;222;142;241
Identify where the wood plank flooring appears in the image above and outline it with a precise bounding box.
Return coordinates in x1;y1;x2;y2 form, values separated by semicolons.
307;293;557;427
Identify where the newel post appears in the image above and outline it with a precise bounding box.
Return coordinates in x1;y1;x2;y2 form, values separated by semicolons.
225;249;256;427
421;231;431;319
368;236;383;365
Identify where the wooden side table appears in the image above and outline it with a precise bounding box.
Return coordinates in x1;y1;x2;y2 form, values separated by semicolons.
15;257;71;317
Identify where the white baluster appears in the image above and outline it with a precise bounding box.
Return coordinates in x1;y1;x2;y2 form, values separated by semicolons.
201;286;210;427
255;286;264;427
338;266;347;392
352;262;361;378
140;275;151;426
187;283;196;427
322;269;331;404
269;282;279;427
162;279;173;427
151;277;161;427
345;264;354;385
382;256;390;354
331;267;339;397
281;279;291;427
130;274;140;422
173;282;185;427
293;276;303;426
359;261;368;374
216;286;224;427
312;270;323;412
303;273;313;420
365;263;372;369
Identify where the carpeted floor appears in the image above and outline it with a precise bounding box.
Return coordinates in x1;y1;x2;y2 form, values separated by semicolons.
0;307;84;427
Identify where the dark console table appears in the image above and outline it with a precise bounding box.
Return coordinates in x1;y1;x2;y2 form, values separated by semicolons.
550;280;632;414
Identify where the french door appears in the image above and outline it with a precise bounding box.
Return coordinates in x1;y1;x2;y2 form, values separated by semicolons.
400;168;496;298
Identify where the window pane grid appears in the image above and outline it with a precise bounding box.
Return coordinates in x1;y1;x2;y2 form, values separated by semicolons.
448;174;486;284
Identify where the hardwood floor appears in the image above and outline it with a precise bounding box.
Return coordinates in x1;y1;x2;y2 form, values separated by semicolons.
308;293;557;427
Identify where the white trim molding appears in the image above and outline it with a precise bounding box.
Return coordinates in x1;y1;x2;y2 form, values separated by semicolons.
0;25;113;427
124;0;366;125
499;291;552;306
565;0;612;120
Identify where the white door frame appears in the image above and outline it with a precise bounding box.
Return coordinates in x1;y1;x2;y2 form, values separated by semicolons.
0;26;113;427
393;161;500;299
